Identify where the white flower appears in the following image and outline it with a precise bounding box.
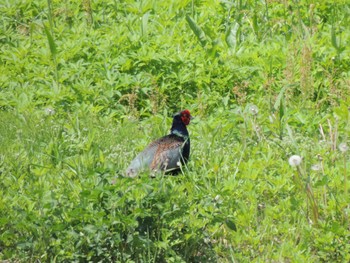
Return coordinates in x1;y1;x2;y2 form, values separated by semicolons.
249;105;259;115
288;155;302;167
339;142;348;153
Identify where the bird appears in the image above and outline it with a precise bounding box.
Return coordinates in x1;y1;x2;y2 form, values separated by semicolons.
125;109;193;177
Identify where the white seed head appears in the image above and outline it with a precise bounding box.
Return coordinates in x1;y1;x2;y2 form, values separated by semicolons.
234;107;243;115
44;107;55;115
311;164;321;171
288;155;302;167
214;195;221;202
176;161;181;167
249;105;259;115
204;237;211;244
339;142;348;153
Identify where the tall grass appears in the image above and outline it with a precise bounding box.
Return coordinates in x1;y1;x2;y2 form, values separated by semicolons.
1;0;350;261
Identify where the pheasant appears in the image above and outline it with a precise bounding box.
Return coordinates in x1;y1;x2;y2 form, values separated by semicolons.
125;110;193;177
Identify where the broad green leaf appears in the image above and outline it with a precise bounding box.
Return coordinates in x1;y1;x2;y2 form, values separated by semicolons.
186;15;207;47
225;219;237;231
331;25;338;50
225;22;239;49
252;12;258;36
273;86;286;113
141;12;149;36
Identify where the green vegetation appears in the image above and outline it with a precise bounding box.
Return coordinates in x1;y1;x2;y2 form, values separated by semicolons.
1;0;350;261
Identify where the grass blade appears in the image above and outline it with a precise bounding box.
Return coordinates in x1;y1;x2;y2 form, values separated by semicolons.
43;23;57;57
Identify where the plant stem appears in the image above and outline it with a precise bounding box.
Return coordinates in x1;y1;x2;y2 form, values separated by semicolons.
344;154;347;194
306;181;318;224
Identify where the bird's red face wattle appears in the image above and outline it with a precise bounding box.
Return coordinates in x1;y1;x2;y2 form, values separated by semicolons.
180;109;192;125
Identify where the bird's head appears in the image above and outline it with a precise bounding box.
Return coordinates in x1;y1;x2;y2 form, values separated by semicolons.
174;109;193;126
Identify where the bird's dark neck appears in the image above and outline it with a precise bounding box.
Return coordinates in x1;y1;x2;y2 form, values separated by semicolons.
170;116;189;138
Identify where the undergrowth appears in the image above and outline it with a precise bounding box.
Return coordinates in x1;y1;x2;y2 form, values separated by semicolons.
1;0;350;262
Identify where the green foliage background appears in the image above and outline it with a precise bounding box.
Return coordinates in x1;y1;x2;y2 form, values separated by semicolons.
1;0;350;261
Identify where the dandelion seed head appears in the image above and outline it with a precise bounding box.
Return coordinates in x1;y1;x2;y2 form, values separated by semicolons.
234;107;243;115
44;107;55;115
339;142;348;153
311;164;321;171
249;105;259;115
288;155;302;167
214;195;221;202
204;238;211;244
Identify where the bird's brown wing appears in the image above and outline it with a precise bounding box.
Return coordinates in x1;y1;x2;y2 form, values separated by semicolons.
125;134;185;177
149;136;185;171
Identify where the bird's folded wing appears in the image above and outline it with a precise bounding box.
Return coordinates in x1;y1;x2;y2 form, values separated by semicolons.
150;139;185;170
125;135;186;177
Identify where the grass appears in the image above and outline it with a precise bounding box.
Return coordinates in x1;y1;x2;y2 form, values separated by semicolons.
1;0;350;262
